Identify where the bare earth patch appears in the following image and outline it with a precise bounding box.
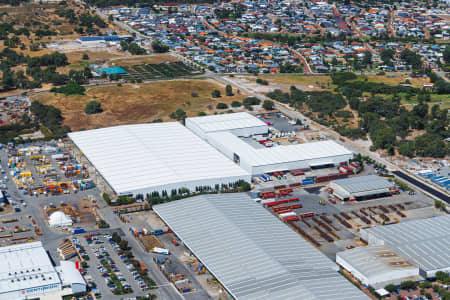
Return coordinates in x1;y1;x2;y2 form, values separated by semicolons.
31;79;247;131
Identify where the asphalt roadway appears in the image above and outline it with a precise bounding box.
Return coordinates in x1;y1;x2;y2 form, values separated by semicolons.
393;171;450;203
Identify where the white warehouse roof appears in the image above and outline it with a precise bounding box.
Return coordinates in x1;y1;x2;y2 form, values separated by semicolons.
207;132;353;174
154;193;369;300
186;112;268;139
69;123;250;195
0;241;61;297
360;215;450;277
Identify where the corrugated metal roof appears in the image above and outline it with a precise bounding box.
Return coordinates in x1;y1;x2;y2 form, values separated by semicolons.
154;193;369;300
332;175;394;194
207;132;353;167
337;245;418;280
69;123;250;194
186;112;268;133
360;215;450;272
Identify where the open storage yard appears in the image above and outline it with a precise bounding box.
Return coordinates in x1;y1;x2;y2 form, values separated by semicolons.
32;79;248;130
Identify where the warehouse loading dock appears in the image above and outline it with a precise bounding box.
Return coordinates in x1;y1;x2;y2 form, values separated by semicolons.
329;175;397;201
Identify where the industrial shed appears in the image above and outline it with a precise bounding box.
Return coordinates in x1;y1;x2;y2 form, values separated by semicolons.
69;123;250;196
207;132;353;175
360;215;450;278
185;112;269;140
153;193;369;300
0;241;86;300
336;245;420;288
329;175;395;201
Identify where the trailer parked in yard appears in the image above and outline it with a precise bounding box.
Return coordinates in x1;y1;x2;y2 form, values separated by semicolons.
152;247;169;255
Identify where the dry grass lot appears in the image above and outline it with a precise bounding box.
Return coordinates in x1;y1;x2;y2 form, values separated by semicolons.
260;75;334;90
32;79;247;131
364;74;431;87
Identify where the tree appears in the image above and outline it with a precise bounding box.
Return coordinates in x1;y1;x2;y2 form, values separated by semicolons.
435;271;450;283
50;81;85;95
225;84;233;96
112;232;121;244
84;101;103;114
119;240;128;250
82;53;89;60
169;108;186;121
443;45;450;64
384;284;397;293
216;102;228;109
400;280;417;290
362;51;372;66
398;141;415;158
263;100;274;110
231;101;241;107
151;40;169;53
211;90;221;98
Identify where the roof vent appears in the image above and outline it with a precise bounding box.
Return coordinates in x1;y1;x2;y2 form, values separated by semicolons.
11;280;13;283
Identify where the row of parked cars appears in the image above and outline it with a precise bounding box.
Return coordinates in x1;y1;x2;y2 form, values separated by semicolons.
108;236;151;291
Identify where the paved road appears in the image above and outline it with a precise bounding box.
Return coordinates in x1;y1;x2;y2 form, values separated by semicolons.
393;171;450;204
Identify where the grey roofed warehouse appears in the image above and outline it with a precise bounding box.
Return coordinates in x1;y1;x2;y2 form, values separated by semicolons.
329;175;395;201
360;215;450;278
153;193;369;300
336;245;420;288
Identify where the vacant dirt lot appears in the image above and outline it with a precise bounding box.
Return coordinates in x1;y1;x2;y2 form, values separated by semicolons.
32;79;247;131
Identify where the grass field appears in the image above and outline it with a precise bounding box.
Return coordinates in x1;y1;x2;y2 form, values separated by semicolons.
260;75;333;90
364;74;430;88
32;79;247;131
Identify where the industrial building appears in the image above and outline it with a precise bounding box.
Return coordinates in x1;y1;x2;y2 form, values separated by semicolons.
329;175;396;201
185;112;269;139
153;193;369;300
336;245;420;288
207;132;353;175
0;241;86;300
186;112;353;175
69;123;250;196
360;215;450;278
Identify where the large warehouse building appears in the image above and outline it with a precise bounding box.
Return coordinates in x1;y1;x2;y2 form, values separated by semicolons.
185;112;269;139
154;193;369;300
186;112;353;175
360;215;450;278
336;245;420;288
69;123;250;196
207;132;353;175
0;241;86;299
329;175;396;201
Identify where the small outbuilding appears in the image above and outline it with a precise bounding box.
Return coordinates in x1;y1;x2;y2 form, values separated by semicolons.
48;211;73;227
